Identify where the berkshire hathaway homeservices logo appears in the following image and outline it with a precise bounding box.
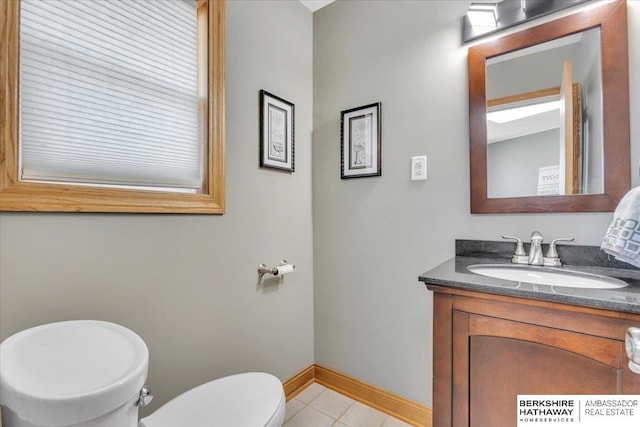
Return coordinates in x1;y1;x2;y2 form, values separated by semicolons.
517;395;640;426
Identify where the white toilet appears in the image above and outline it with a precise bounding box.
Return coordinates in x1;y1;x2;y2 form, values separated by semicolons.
0;321;286;427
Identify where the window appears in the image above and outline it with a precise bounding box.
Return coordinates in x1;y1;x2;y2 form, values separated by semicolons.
0;0;225;213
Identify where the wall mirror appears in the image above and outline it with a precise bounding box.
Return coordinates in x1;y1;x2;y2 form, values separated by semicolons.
469;0;630;213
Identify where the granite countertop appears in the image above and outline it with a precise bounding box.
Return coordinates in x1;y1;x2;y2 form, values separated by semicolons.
419;240;640;314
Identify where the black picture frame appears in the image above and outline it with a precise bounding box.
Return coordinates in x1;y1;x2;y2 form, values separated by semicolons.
259;90;295;172
340;102;382;179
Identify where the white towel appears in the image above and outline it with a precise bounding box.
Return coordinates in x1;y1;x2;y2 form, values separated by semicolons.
601;186;640;268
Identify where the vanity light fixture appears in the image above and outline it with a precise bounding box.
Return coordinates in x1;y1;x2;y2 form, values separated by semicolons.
487;100;561;124
467;3;498;28
462;0;592;43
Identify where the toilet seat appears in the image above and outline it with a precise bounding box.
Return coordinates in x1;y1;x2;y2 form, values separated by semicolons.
139;372;286;427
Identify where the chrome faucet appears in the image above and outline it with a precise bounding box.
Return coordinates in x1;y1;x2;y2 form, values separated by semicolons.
528;231;544;266
503;233;574;266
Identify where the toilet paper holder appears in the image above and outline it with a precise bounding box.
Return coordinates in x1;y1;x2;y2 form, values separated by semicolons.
257;260;295;278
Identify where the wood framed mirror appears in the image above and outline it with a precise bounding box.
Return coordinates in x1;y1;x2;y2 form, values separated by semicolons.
469;0;630;213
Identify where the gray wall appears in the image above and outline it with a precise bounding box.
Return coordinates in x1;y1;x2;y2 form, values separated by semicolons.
313;0;640;407
487;44;578;99
0;0;314;416
487;129;560;198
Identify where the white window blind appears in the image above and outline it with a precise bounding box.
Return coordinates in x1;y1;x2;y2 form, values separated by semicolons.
19;0;204;191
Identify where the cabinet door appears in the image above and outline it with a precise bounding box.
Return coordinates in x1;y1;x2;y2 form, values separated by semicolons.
452;311;639;427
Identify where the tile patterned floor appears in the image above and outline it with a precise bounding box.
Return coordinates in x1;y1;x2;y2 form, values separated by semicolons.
284;382;413;427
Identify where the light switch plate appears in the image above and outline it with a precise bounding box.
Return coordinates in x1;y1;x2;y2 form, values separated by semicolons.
411;156;427;180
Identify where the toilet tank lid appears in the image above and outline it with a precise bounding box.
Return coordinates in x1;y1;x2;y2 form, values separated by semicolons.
0;320;149;426
139;372;285;427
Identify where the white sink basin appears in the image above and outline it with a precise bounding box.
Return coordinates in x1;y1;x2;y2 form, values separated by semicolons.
467;264;628;289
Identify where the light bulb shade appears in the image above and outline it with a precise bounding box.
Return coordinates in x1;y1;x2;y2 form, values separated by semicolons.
467;3;498;28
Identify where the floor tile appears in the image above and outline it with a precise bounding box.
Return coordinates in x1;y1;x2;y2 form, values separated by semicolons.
284;398;306;423
382;415;414;426
308;388;355;419
294;382;327;403
284;382;415;427
338;401;387;427
284;405;335;427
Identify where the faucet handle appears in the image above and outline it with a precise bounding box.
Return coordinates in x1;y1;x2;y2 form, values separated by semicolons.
543;237;575;266
502;235;525;255
502;235;528;264
546;237;575;258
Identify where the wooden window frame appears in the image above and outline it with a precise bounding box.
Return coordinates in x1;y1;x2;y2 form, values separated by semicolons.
0;0;225;213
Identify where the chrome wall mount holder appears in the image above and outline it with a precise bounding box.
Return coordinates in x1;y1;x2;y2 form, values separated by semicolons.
257;260;295;278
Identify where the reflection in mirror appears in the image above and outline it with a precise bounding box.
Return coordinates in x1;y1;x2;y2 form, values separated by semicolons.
487;84;580;197
468;0;630;213
486;28;601;199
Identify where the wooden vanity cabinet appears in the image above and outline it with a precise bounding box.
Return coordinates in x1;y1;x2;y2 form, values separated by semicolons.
428;285;640;427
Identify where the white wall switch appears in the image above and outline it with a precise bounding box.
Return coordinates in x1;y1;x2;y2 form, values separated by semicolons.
411;156;427;181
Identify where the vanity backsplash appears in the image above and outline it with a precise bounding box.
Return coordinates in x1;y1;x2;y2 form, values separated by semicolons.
456;239;639;271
